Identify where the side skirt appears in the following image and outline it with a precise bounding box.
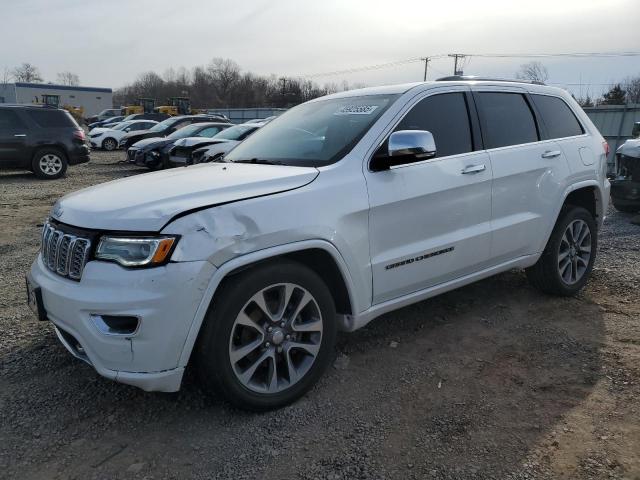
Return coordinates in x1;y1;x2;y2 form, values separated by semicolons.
341;254;539;332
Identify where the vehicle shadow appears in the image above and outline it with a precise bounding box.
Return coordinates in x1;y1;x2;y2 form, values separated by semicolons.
1;270;604;479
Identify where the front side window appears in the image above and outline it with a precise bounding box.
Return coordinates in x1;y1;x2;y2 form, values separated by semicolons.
531;94;584;139
477;92;538;149
226;94;399;166
395;92;473;157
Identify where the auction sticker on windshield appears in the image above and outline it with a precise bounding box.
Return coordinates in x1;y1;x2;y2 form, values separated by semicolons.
334;105;379;115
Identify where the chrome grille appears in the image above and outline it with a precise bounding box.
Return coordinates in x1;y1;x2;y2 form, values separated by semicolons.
41;222;91;281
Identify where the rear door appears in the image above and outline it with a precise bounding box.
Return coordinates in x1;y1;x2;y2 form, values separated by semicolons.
0;109;30;166
366;88;493;304
473;88;571;262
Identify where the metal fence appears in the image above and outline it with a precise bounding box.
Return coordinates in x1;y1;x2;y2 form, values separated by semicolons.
584;104;640;172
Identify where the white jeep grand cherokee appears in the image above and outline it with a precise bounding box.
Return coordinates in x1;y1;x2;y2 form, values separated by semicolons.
27;78;610;410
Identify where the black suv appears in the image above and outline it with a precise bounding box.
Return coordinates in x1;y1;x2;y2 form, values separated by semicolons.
118;115;229;150
0;105;89;179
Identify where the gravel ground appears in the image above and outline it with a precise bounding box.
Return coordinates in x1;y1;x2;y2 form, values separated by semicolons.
1;151;639;480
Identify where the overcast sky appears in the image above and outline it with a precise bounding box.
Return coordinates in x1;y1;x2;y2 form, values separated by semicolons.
2;0;639;98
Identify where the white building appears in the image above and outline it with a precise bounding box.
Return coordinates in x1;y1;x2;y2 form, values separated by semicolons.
0;82;113;117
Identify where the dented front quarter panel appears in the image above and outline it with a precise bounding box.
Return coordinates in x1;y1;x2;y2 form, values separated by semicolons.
162;160;373;315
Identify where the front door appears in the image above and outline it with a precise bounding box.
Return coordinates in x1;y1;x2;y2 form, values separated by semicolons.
366;89;493;304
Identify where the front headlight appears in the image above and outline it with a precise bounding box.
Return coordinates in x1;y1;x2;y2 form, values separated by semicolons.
95;236;177;267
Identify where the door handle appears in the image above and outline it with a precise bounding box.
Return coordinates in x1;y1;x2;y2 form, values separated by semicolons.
461;164;486;174
14;134;27;137
541;150;561;159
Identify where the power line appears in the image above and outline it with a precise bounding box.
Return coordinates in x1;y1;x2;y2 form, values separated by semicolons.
302;51;640;79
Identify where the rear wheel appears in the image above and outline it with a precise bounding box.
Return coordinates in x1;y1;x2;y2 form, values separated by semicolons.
102;137;117;151
196;260;337;411
526;206;597;296
32;149;67;180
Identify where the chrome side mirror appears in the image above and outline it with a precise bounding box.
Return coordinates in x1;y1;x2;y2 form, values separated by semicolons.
371;130;437;171
388;130;436;158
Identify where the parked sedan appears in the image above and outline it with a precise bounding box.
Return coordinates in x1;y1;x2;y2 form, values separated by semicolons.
89;120;158;151
186;123;266;166
118;114;229;150
88;115;125;130
127;122;232;169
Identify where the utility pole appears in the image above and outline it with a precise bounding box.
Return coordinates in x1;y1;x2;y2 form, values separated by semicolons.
448;54;466;75
421;57;431;81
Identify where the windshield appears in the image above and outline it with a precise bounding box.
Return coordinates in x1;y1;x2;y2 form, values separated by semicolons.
225;94;398;166
167;124;202;140
213;124;257;141
148;118;175;132
112;121;133;131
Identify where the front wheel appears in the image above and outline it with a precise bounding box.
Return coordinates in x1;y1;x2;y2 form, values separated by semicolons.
102;137;117;151
196;260;337;411
526;206;597;296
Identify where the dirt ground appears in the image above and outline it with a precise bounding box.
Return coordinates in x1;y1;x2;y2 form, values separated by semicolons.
1;152;639;480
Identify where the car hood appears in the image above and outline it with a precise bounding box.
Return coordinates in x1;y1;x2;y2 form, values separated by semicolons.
89;127;111;135
131;137;174;150
51;163;319;231
617;139;640;159
203;140;240;155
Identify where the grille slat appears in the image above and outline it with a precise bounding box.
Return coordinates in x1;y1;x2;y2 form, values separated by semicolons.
41;222;91;281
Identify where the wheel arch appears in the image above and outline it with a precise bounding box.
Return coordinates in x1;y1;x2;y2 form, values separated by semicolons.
177;239;359;368
32;144;68;162
535;181;603;256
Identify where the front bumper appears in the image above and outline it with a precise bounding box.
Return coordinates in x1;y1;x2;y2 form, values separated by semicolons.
29;254;216;392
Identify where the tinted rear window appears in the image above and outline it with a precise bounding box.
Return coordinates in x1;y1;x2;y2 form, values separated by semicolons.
478;92;539;149
27;109;77;128
532;94;584;139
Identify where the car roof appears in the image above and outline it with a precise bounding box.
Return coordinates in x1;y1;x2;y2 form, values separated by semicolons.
0;104;65;111
318;78;570;101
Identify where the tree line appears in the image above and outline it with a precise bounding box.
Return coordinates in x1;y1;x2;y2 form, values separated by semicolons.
112;58;357;109
515;61;640;106
4;59;639;109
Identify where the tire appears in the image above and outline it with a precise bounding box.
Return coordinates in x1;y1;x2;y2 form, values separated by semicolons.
611;200;639;213
196;259;337;411
102;137;117;151
526;206;597;296
32;148;68;180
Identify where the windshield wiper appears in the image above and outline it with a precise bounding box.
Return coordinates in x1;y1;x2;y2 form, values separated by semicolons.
232;158;283;165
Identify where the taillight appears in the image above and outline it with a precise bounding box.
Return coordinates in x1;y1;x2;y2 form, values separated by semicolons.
602;141;610;157
73;129;86;141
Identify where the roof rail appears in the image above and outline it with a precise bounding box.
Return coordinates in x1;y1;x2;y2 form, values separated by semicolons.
435;75;545;85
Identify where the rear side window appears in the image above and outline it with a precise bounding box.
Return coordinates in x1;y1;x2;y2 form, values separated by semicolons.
27;109;76;128
0;110;27;129
532;94;584;139
395;92;473;157
478;92;538;148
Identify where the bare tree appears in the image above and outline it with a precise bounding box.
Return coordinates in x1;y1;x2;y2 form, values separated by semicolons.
622;75;640;104
516;61;549;83
56;71;80;86
12;63;43;83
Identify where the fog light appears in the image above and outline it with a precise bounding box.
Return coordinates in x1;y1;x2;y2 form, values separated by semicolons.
91;314;140;335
